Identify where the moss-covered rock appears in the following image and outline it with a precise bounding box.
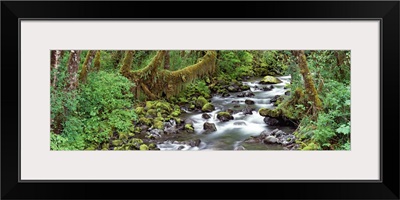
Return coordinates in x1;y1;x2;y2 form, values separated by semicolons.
217;112;234;122
259;108;281;118
153;120;164;130
146;109;157;117
202;103;215;112
139;117;152;126
259;76;282;84
149;143;156;149
171;109;181;117
139;144;149;150
195;96;208;108
102;143;109;150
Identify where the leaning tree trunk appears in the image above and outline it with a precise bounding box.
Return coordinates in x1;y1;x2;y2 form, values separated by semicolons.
79;50;96;83
68;50;81;91
293;50;322;116
51;50;63;88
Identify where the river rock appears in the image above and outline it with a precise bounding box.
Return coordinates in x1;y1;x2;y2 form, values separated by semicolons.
245;99;255;105
263;85;274;91
232;100;240;104
263;136;278;144
284;91;291;96
233;121;247;126
259;76;282;84
279;135;296;145
237;91;255;97
227;85;238;92
202;113;211;119
184;118;194;126
177;146;185;150
264;117;280;126
217;112;234;122
189;139;202;147
242;106;254;115
270;128;287;137
222;93;230;97
270;95;281;103
233;105;241;108
203;122;217;133
202;103;215;112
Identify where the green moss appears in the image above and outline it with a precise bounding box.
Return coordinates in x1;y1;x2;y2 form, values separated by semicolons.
185;123;194;132
102;143;109;150
135;107;145;115
118;132;128;140
259;76;282;84
217;112;233;121
139;117;152;126
302;142;319;150
149;143;156;149
147;109;157;117
195;96;208;108
189;104;195;109
140;144;149;150
258;108;281;118
112;140;123;146
153;120;164;130
171;110;181;117
85;146;96;150
202;103;215;112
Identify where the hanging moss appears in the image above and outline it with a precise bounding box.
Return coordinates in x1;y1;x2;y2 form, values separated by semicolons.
120;50;217;100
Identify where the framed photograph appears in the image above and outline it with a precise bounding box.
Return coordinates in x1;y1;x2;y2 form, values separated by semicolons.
2;1;399;199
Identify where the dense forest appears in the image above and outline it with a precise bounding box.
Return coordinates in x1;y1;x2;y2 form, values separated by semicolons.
50;50;350;150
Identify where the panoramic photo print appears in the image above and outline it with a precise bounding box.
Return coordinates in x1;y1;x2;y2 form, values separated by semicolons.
50;50;350;151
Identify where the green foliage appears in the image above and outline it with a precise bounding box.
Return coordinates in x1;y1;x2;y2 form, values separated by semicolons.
50;71;137;150
217;51;254;79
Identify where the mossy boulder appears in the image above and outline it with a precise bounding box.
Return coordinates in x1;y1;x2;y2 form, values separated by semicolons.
153;120;165;130
146;109;157;117
202;103;215;112
259;76;282;84
195;96;208;108
259;108;281;118
139;144;149;150
217;112;234;122
171;110;180;117
139;117;152;126
146;101;172;112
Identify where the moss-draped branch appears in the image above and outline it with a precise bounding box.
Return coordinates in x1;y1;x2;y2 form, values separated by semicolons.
120;50;217;100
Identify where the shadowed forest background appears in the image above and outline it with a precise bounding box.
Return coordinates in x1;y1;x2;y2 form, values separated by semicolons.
50;50;350;150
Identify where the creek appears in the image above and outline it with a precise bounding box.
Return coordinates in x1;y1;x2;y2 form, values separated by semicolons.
157;75;296;150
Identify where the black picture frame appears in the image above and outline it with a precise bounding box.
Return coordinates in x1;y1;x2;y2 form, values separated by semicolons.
1;1;399;199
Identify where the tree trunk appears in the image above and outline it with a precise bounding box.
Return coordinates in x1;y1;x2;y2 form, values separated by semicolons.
79;50;96;83
51;50;63;88
68;50;81;90
293;50;322;115
93;50;101;71
120;50;135;79
164;50;170;70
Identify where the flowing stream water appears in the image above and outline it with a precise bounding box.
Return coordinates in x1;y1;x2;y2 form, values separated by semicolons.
157;75;295;150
